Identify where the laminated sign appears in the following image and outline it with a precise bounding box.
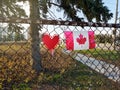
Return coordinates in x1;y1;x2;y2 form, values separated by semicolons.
64;31;96;50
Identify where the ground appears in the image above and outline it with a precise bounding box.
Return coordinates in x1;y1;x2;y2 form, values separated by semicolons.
0;42;119;90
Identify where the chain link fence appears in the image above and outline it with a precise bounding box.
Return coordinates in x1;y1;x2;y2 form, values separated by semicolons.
0;18;120;90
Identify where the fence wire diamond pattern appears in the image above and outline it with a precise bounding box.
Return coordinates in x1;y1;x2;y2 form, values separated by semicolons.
0;18;120;90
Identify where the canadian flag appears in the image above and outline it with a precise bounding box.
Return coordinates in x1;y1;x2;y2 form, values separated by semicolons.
64;31;96;50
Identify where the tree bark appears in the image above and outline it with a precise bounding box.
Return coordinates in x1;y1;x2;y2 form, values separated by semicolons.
29;0;42;74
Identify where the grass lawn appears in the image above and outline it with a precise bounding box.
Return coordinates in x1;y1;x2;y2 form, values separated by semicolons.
0;43;119;89
10;61;119;90
78;48;120;65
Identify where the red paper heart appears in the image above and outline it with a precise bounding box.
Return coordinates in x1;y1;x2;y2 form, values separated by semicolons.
42;34;59;50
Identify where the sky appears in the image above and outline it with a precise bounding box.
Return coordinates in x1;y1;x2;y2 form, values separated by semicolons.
103;0;120;23
22;0;120;23
46;0;120;23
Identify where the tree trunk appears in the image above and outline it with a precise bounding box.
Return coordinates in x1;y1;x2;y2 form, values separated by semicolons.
29;0;42;74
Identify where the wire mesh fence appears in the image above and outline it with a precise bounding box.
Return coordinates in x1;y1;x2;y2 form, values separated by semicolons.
0;18;120;90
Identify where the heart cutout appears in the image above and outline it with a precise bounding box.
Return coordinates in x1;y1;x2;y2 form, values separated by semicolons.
42;34;59;50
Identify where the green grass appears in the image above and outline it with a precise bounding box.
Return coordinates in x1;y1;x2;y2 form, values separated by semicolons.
78;49;120;65
56;61;119;90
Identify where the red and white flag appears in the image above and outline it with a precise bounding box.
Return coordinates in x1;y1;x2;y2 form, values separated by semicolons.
64;31;96;50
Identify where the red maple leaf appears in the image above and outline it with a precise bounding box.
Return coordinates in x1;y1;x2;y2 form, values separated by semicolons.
76;34;86;44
